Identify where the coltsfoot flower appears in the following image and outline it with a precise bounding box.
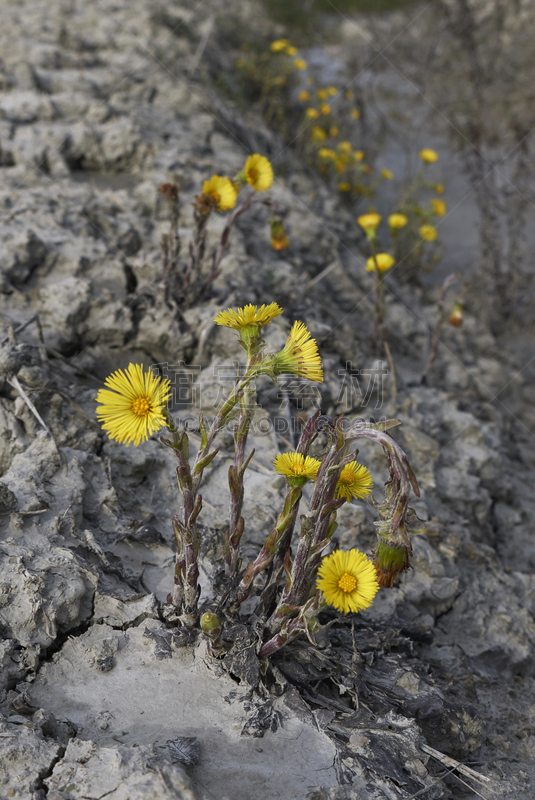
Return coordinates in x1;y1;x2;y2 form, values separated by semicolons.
285;45;298;56
298;90;310;102
380;168;394;180
419;148;439;163
420;223;438;242
350;109;360;119
244;154;274;192
319;103;331;115
214;303;283;330
357;212;381;237
274;452;321;482
388;213;408;229
201;175;238;211
274;321;323;382
430;198;447;217
338;141;352;154
318;148;336;160
96;364;171;447
293;58;307;70
317;549;379;613
365;253;395;273
354;150;364;161
336;461;373;500
448;301;464;327
270;39;290;52
306;108;319;119
311;126;327;143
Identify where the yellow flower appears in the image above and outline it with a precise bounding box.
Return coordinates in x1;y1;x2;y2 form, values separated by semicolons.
317;88;328;100
235;59;245;68
357;212;381;236
271;39;290;52
329;126;339;137
354;150;364;161
275;321;323;383
338;182;351;192
350;109;360;119
293;58;307;70
327;86;337;96
380;168;394;180
420;223;438;242
274;452;321;481
317;549;379;614
306;107;319;119
244;154;274;192
419;148;439;163
335;158;347;174
338;141;352;154
430;198;447;217
214;303;283;330
365;253;395;273
298;90;310;102
436;183;445;194
388;213;408;229
319;103;331;115
96;364;171;447
285;45;298;56
311;126;327;142
202;175;238;211
345;89;354;99
318;148;336;160
336;461;373;500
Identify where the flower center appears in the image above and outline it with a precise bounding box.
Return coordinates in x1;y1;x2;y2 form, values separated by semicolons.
339;467;352;485
248;168;259;182
131;397;150;416
338;572;357;593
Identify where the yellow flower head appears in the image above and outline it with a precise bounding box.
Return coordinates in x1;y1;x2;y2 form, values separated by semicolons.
336;461;373;500
345;89;354;99
318;148;336;160
338;182;351;192
350;109;361;119
274;452;321;482
311;126;327;143
201;175;238;211
430;198;447;217
306;107;319;119
327;86;337;96
380;168;394;180
335;158;347;174
365;253;395;273
317;88;328;100
285;45;298;56
357;212;381;237
338;141;352;154
436;183;445;194
354;150;364;161
329;126;339;137
244;154;274;192
96;364;171;447
419;148;439;164
293;58;307;70
319;103;331;115
275;321;323;383
388;213;408;229
298;90;310;102
270;39;290;52
420;223;438;242
214;302;283;330
317;549;379;614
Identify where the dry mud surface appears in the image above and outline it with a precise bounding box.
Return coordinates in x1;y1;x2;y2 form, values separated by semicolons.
0;1;535;799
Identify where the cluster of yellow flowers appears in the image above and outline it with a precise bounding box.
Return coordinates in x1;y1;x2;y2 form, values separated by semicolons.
96;301;381;617
200;153;274;212
270;38;307;71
